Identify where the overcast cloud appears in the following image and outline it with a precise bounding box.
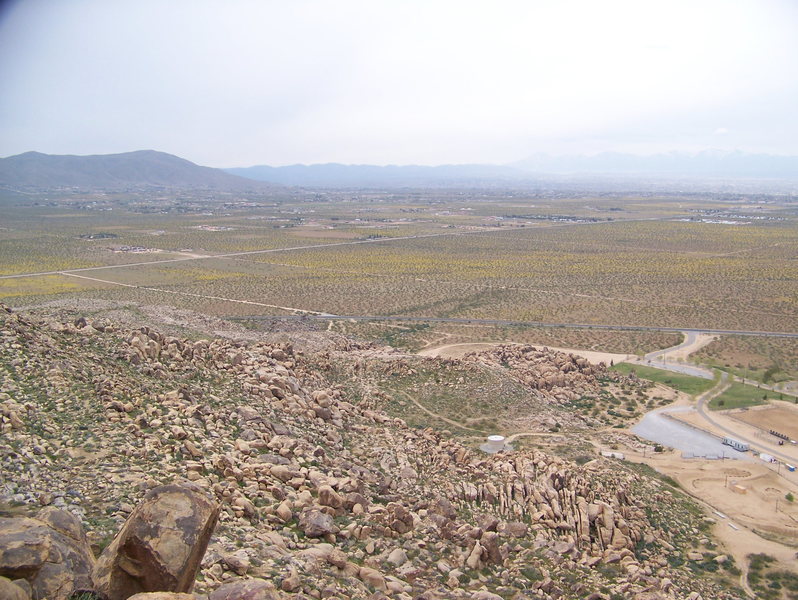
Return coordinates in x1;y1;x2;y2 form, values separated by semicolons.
0;0;796;167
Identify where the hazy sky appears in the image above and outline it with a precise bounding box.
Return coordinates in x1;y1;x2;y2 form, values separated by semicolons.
1;0;796;167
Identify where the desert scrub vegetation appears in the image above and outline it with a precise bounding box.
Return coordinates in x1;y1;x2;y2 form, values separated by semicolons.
333;320;681;355
747;553;798;600
221;218;798;331
572;380;662;426
0;274;94;299
695;335;798;383
4;195;798;334
0;237;100;276
305;352;555;439
610;363;716;396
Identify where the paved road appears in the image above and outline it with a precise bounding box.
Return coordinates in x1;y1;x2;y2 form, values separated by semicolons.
637;331;715;379
233;314;798;339
645;331;703;361
643;362;715;379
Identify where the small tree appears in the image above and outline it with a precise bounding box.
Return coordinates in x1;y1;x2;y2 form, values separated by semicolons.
786;492;795;503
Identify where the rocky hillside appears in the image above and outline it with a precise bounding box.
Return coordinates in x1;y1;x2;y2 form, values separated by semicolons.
0;305;744;599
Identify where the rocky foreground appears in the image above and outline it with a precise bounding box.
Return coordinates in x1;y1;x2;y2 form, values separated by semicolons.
0;305;743;599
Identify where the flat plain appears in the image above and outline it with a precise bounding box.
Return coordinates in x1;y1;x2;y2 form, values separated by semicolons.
2;189;797;349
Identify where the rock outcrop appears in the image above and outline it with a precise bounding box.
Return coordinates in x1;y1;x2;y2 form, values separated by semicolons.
93;484;220;600
462;343;607;404
0;507;95;600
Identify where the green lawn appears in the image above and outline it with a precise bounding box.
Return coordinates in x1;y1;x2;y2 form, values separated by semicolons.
708;382;795;411
611;363;716;396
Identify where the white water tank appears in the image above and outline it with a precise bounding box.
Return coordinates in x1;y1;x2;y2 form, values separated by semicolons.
485;435;506;453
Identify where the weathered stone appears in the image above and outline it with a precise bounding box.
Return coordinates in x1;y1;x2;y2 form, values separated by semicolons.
298;509;339;538
281;572;301;592
359;566;387;592
223;549;250;575
480;531;502;564
208;578;282;600
93;483;220;600
275;501;293;523
327;548;348;569
552;539;574;555
270;465;298;483
466;541;483;569
318;485;343;509
0;577;29;600
0;507;95;600
385;502;413;534
498;521;528;538
687;551;703;561
127;594;200;600
472;592;503;600
386;548;408;567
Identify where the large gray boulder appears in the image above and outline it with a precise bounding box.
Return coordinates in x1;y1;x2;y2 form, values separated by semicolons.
92;483;220;600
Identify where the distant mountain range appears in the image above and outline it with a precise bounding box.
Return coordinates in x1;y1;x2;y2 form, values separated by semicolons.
0;150;272;191
228;150;798;188
225;163;523;187
2;149;795;191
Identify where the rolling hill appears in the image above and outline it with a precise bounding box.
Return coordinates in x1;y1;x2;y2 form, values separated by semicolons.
0;150;275;191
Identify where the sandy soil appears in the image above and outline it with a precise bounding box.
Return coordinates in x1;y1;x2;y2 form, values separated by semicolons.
620;381;798;579
417;341;632;366
617;442;798;573
731;402;798;441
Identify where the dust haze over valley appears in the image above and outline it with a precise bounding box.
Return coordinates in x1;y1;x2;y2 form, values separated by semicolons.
1;2;798;600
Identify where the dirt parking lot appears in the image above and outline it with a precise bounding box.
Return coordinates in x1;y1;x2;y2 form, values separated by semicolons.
731;402;798;440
